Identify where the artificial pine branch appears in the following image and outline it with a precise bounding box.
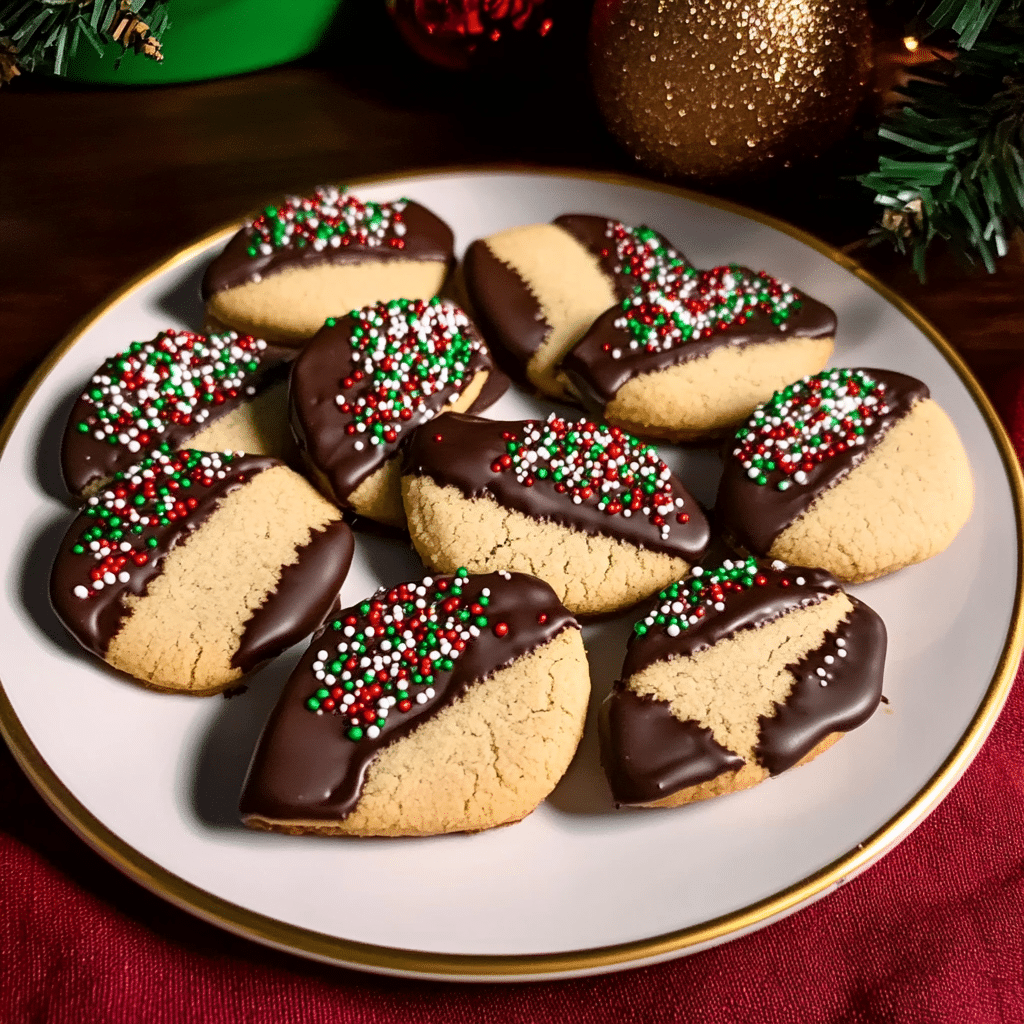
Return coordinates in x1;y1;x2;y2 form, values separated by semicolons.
860;0;1024;276
0;0;169;83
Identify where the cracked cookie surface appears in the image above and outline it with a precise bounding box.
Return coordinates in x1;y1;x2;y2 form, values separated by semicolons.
201;187;454;345
716;368;974;581
51;450;354;694
239;569;589;837
600;557;886;807
401;412;710;615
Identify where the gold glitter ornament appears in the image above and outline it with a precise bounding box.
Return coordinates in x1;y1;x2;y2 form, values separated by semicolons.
589;0;873;183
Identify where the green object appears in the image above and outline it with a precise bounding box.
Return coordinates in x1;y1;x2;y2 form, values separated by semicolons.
67;0;343;85
858;0;1024;278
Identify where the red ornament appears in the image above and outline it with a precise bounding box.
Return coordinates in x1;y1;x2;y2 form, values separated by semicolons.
386;0;554;71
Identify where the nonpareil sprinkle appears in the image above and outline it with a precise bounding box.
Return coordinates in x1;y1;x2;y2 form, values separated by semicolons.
74;330;268;455
245;185;408;257
611;265;802;358
731;369;887;489
333;298;482;448
304;569;500;742
603;221;689;291
70;449;242;600
634;557;775;637
489;414;691;540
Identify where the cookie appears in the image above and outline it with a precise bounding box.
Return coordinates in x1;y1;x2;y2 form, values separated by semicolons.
51;449;354;694
561;266;835;441
61;329;293;499
715;368;974;582
202;186;454;345
290;297;506;528
600;557;886;808
239;569;589;837
401;412;710;616
463;215;690;399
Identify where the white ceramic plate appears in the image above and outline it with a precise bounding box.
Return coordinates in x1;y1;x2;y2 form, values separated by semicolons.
2;170;1021;982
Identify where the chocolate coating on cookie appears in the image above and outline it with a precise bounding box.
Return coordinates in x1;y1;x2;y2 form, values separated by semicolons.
462;238;547;367
239;570;578;822
756;596;886;774
622;560;841;679
601;558;887;803
289;298;502;504
462;215;690;371
51;449;278;657
402;411;710;560
202;188;454;296
231;518;354;673
600;687;745;805
716;368;930;552
61;330;292;498
561;268;837;409
553;215;691;295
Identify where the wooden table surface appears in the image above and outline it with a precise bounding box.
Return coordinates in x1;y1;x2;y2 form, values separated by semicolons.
3;12;1024;423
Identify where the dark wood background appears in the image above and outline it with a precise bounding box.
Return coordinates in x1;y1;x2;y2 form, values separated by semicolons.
3;2;1024;425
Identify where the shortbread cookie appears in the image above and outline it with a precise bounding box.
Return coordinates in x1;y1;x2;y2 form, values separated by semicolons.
61;329;293;499
463;215;690;399
715;368;973;582
239;569;589;837
290;297;506;528
402;412;710;616
51;449;354;694
561;267;835;441
600;557;886;807
202;186;454;345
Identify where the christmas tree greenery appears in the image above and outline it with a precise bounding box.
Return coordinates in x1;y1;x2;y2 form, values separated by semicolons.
0;0;169;84
860;0;1024;276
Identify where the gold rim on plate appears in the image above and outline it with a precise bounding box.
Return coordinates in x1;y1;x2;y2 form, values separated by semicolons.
1;167;1021;980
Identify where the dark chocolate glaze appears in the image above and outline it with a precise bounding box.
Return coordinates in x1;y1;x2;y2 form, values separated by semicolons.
715;369;930;552
402;412;710;560
60;342;293;499
601;565;887;803
622;565;841;680
238;571;579;822
553;214;691;295
462;238;548;367
561;284;837;410
288;310;498;504
599;685;745;805
463;216;687;376
50;454;279;657
201;200;454;296
756;596;887;774
232;517;355;673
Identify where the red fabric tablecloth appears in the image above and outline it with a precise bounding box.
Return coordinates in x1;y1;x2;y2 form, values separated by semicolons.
4;374;1024;1024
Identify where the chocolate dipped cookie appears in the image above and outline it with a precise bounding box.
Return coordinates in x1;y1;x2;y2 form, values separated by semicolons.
715;368;974;582
51;449;354;694
61;329;293;499
202;186;454;345
561;266;835;441
289;297;505;528
239;569;589;837
401;412;710;616
463;215;690;399
600;557;886;808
